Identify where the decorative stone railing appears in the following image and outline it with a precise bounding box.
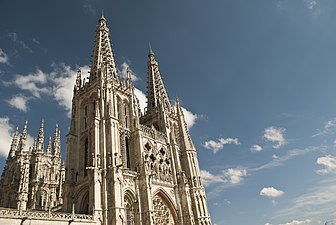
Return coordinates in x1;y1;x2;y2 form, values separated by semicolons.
0;208;93;221
140;125;166;142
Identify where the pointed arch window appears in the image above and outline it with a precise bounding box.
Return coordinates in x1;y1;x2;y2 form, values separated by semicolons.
125;195;135;225
125;137;130;169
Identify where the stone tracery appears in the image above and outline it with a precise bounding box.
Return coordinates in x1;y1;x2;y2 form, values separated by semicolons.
143;143;173;182
152;195;175;225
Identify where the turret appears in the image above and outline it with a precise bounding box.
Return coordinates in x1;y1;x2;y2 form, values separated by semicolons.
37;119;44;152
75;68;82;91
8;126;19;158
52;124;61;157
126;67;133;89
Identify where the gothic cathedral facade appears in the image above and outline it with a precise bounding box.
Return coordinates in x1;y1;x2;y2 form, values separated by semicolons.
0;16;212;225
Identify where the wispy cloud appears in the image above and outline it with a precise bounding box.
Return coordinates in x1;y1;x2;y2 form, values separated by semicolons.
251;144;263;152
0;48;9;64
279;220;312;225
304;0;318;10
313;118;336;137
83;0;97;15
32;38;40;45
252;146;322;172
316;155;336;174
274;178;336;223
203;137;240;153
263;126;287;149
6;95;30;112
8;32;33;53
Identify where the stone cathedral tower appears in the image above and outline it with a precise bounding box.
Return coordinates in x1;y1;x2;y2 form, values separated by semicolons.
62;15;212;225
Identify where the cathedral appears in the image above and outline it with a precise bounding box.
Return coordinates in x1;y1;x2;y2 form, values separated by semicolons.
0;15;212;225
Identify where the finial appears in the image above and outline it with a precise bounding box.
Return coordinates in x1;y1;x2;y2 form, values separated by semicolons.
148;42;155;56
46;136;52;154
100;9;106;21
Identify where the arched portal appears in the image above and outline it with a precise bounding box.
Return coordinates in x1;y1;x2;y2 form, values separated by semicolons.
152;192;177;225
78;191;89;214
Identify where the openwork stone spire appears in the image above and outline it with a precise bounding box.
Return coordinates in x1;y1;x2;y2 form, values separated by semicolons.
17;120;28;153
52;124;61;156
90;16;119;82
8;126;19;158
146;48;171;112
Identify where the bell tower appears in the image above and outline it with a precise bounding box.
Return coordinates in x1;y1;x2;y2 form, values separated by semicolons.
63;15;212;225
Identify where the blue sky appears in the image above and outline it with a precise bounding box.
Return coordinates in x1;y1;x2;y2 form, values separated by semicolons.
1;0;336;224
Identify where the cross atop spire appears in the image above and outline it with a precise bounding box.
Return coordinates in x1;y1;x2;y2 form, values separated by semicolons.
90;16;119;83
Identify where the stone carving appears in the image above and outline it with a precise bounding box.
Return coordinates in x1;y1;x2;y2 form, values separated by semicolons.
143;143;173;183
152;195;175;225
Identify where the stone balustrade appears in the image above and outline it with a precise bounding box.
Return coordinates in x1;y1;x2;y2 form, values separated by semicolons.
0;208;93;221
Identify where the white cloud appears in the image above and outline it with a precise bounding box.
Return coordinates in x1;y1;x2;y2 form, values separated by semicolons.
0;117;34;156
251;144;263;152
313;118;336;137
7;95;29;112
201;168;247;187
182;107;198;129
272;154;279;159
120;61;139;81
0;117;14;157
51;64;90;116
263;126;287;149
265;223;273;225
316;155;336;174
134;88;147;114
224;168;247;184
0;48;9;64
279;219;311;225
13;69;49;98
5;64;90;116
260;187;284;198
200;170;226;186
203;137;240;153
